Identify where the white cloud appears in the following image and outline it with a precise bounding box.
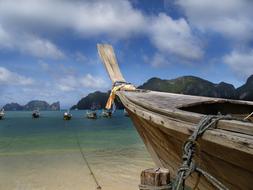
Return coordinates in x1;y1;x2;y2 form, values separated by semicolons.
146;53;171;67
176;0;253;41
80;74;107;88
223;49;253;77
0;25;12;48
0;66;34;85
21;35;64;59
0;26;64;59
57;74;108;92
0;0;146;39
0;0;203;62
148;13;203;60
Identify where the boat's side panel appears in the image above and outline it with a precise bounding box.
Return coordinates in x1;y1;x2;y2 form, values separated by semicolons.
128;109;214;189
123;91;253;110
128;109;253;190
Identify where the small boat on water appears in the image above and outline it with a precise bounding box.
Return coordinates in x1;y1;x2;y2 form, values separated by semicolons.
0;108;5;120
86;110;97;119
32;110;40;118
98;44;253;190
63;111;72;120
102;109;112;118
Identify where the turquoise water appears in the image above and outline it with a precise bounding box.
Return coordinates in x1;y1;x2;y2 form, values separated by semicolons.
0;110;154;190
0;110;143;154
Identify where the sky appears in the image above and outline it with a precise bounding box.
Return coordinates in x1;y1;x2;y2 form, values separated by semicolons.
0;0;253;108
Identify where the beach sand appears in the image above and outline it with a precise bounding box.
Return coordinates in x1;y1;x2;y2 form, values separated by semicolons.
0;149;154;190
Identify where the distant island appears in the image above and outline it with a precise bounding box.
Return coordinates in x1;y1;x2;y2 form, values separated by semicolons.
3;100;60;111
72;75;253;110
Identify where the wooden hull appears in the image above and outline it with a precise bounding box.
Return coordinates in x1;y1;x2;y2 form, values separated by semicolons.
63;115;72;120
0;112;4;119
32;113;39;118
86;112;97;119
119;91;253;190
102;111;112;118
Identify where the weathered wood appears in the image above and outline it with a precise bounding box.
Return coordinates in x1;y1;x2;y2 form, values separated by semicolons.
122;92;253;153
130;110;253;189
121;91;253;136
97;44;125;83
139;168;171;190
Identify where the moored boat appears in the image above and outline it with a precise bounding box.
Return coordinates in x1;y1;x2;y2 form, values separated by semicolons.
86;110;97;119
32;110;40;118
97;44;253;190
0;108;5;120
63;111;72;120
102;109;112;118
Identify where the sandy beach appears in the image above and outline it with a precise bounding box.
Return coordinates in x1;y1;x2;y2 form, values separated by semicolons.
0;149;154;190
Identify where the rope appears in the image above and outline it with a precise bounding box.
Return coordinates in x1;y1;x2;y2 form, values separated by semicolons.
173;115;235;190
105;81;136;110
244;112;253;121
75;134;102;190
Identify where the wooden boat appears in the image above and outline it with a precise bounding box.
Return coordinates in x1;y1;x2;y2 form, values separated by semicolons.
86;111;97;119
102;109;112;118
32;110;40;118
97;44;253;190
0;109;5;120
63;111;72;120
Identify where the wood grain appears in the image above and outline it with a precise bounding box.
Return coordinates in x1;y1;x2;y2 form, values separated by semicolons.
119;92;253;189
97;44;125;83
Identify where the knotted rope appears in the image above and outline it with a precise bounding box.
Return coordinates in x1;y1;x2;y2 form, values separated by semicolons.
173;115;235;190
105;81;136;110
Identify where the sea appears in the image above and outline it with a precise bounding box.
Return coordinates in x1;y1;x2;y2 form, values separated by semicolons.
0;110;154;190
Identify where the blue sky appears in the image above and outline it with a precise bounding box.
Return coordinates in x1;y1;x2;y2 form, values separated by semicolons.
0;0;253;108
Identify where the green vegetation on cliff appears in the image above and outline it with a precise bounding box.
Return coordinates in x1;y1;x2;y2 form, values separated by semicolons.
71;91;123;110
236;75;253;101
139;76;236;99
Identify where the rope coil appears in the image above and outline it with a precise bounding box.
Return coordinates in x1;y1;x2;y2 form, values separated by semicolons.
173;115;235;190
